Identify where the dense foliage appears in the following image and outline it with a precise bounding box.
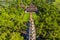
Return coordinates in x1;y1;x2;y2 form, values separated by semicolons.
0;0;60;40
53;0;60;10
0;1;29;40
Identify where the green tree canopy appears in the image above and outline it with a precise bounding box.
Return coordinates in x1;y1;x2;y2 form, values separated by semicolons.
0;0;60;40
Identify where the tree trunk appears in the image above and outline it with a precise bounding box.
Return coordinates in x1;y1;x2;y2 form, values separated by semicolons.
29;13;36;40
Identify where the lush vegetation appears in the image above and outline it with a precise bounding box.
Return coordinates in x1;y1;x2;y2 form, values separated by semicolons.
53;0;60;10
0;0;60;40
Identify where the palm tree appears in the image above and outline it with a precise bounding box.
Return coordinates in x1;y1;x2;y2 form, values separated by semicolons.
26;3;38;40
20;2;38;40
